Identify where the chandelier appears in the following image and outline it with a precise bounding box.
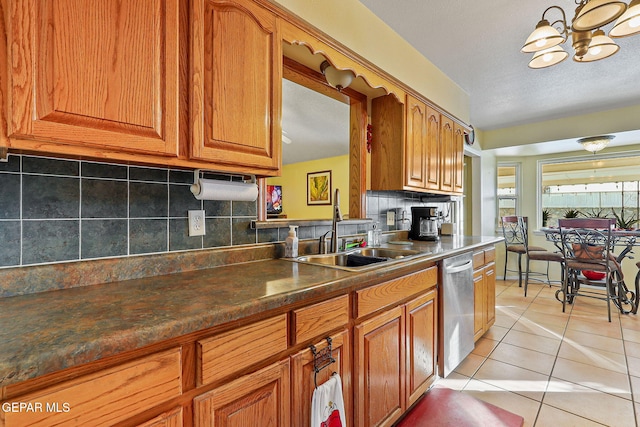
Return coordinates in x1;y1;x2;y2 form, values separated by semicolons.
577;135;615;153
522;0;640;68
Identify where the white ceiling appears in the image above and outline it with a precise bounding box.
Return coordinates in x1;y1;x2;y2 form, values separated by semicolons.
282;1;640;162
358;0;640;155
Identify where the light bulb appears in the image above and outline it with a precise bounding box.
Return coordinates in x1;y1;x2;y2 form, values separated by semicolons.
543;52;554;62
589;45;602;55
535;39;547;48
630;16;640;27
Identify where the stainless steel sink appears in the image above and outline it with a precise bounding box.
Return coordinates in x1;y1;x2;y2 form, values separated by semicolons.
351;247;421;259
292;247;425;271
295;253;352;267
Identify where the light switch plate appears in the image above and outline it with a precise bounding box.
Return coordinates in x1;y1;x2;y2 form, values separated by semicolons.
387;210;395;226
188;210;206;236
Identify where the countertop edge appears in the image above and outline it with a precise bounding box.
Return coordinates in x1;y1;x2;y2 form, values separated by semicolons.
0;236;503;389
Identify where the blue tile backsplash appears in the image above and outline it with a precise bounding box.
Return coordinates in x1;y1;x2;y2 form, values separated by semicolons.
0;154;442;269
0;154;260;267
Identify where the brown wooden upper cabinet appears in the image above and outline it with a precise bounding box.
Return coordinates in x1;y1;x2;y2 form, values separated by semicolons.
405;95;441;192
190;0;282;173
5;0;181;157
440;116;454;193
3;0;282;176
371;93;466;195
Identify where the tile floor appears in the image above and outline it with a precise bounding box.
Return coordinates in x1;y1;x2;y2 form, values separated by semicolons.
438;279;640;427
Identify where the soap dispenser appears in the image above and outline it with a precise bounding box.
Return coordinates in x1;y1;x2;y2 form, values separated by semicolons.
285;225;299;258
369;222;381;247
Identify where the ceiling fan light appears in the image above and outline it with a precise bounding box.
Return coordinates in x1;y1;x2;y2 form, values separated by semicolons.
610;0;640;37
522;19;566;52
282;130;292;145
572;0;627;31
529;45;569;68
577;135;615;153
576;29;620;61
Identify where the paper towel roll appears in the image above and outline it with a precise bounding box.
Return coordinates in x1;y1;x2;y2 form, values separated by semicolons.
190;178;258;201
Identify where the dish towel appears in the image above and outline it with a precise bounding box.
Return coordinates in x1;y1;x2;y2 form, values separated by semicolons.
311;373;347;427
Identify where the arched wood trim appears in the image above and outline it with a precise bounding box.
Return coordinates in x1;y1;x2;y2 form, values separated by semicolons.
280;20;405;102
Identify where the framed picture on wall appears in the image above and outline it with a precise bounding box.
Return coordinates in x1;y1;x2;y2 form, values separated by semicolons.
307;170;332;205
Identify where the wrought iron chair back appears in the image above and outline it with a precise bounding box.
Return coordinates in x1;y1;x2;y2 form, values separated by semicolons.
558;218;616;267
557;218;625;321
502;216;526;246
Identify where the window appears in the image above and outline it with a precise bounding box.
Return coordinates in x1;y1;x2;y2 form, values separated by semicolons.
497;164;520;227
539;154;640;228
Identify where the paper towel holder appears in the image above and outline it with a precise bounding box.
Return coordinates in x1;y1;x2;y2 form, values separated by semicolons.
190;169;258;201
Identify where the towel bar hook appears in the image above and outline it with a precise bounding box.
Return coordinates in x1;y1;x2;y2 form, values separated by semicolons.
310;337;336;389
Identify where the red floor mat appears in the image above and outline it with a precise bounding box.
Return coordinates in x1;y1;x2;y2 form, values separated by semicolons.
395;386;525;427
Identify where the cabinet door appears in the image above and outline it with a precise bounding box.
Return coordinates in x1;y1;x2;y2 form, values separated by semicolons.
405;94;426;189
190;0;281;174
194;359;290;427
136;407;183;427
439;116;454;192
291;330;352;427
453;123;465;194
485;263;496;328
473;269;485;342
8;0;180;156
405;289;437;407
354;306;405;427
425;106;441;191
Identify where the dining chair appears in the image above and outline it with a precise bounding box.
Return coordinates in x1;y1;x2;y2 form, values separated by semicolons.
501;216;546;288
636;261;640;313
558;218;626;322
518;216;564;297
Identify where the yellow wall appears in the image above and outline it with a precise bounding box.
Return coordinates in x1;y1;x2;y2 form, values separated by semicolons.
267;155;349;219
272;0;470;124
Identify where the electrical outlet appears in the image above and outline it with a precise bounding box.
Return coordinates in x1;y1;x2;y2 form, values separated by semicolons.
188;210;206;236
387;210;395;226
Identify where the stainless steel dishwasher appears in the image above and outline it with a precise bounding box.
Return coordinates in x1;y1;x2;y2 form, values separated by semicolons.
441;252;475;377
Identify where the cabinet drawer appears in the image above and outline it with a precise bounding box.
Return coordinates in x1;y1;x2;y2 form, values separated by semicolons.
355;267;437;319
484;247;496;264
473;251;485;269
2;348;182;427
292;295;349;345
198;314;288;386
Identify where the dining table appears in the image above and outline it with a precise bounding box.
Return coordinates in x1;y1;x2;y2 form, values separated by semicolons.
541;226;640;314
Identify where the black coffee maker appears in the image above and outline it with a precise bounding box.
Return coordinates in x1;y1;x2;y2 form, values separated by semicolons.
409;206;440;241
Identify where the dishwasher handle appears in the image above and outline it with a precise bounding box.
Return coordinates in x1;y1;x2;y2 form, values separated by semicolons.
444;260;473;274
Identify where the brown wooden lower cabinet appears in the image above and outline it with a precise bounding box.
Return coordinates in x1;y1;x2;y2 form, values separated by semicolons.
473;246;497;341
290;329;352;427
1;266;444;427
355;305;406;427
485;263;496;328
473;268;486;341
1;348;183;427
136;407;184;427
193;359;290;426
353;288;438;427
405;289;437;408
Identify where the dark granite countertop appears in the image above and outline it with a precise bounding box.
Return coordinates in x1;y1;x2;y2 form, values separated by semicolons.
0;235;502;388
